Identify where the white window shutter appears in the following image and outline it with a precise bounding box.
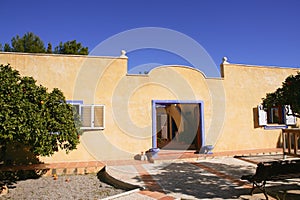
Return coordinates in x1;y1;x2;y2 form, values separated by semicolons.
81;105;92;128
258;105;267;126
80;105;105;129
93;105;105;129
284;105;297;125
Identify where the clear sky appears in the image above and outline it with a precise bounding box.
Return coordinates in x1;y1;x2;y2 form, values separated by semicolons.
1;0;300;74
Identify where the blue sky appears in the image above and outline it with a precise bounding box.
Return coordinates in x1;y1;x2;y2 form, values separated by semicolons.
1;0;300;75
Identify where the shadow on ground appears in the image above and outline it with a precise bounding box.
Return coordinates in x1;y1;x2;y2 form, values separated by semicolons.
136;160;300;199
0;142;47;189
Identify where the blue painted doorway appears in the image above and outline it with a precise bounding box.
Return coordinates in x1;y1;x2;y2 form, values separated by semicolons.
152;100;205;152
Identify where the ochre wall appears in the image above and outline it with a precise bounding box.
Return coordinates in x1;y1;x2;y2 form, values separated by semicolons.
86;66;213;160
215;63;299;152
0;52;129;162
0;52;299;162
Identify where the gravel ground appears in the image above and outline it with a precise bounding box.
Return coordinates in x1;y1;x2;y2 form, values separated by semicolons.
0;174;125;200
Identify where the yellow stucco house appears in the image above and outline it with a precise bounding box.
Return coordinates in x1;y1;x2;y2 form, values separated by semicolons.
0;52;298;163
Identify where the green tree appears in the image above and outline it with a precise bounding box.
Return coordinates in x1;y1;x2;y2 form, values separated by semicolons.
0;64;81;162
263;72;300;118
2;32;88;55
3;43;11;52
54;40;88;55
10;32;46;53
46;43;52;53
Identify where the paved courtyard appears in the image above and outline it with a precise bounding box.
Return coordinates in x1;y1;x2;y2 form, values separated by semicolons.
107;156;300;200
1;150;300;199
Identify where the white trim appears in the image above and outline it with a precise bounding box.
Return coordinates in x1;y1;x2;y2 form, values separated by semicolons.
80;104;105;130
67;101;105;130
285;105;297;125
258;105;267;126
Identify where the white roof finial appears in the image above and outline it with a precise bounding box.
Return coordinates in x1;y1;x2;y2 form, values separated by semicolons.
222;56;229;64
120;50;128;58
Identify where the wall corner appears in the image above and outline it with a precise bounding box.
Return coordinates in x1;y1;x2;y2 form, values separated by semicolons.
220;57;230;78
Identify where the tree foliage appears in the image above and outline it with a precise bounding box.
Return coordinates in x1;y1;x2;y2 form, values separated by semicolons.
2;32;88;55
262;72;300;118
46;43;53;53
11;32;46;53
3;43;12;52
0;64;81;159
54;40;88;55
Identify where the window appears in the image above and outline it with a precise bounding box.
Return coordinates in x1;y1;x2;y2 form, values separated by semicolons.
258;105;296;128
72;104;81;116
80;105;105;129
267;106;283;124
67;101;105;130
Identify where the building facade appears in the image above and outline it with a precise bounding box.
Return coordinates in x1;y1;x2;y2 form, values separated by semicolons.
0;52;298;162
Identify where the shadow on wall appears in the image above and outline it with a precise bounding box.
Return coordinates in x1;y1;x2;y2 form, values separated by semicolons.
253;107;260;129
277;134;283;148
2;142;41;166
253;107;284;148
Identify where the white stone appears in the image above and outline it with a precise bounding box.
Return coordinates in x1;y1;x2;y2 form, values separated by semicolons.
120;50;128;58
222;56;229;64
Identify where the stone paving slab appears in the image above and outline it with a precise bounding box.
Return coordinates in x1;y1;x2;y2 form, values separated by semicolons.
109;192;156;200
106;165;143;187
110;156;300;200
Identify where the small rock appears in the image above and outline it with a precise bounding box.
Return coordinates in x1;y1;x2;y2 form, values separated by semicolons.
0;185;8;196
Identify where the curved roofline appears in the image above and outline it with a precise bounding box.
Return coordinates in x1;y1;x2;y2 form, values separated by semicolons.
147;64;221;79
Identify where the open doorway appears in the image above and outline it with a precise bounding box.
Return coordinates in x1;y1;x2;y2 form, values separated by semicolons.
152;100;204;152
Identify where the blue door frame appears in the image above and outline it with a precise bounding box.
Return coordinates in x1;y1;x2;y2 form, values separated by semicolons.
152;100;205;149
